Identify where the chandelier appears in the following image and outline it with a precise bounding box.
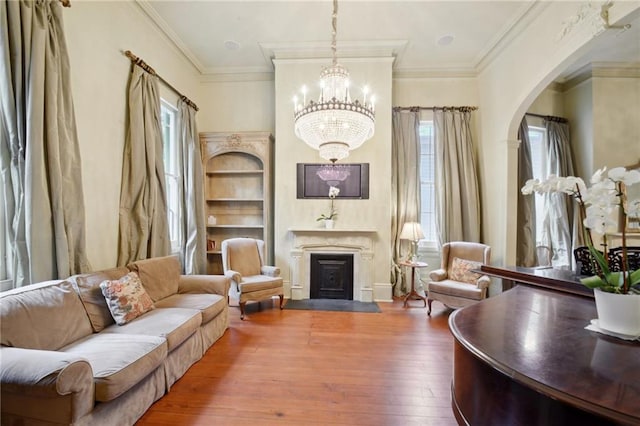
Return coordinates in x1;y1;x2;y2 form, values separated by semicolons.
316;163;351;187
293;0;375;163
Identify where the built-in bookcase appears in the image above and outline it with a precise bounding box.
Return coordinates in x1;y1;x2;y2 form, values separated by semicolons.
200;132;274;275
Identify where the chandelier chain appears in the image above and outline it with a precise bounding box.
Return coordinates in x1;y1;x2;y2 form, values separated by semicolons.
331;0;338;66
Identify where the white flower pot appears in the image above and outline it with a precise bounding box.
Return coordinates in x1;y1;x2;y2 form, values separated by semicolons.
324;219;334;229
593;288;640;336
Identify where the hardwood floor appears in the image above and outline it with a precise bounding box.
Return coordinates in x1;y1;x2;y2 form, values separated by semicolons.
137;298;457;426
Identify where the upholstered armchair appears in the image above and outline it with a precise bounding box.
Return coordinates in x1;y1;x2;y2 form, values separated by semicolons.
427;241;491;315
221;238;284;319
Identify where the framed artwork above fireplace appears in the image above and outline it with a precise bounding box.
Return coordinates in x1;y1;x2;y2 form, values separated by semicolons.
296;163;369;199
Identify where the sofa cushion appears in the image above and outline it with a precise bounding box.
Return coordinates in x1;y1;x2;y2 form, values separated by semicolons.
100;272;155;325
0;281;93;351
60;333;166;402
428;280;484;300
127;255;181;302
449;257;483;284
70;266;129;332
155;294;226;324
101;308;201;351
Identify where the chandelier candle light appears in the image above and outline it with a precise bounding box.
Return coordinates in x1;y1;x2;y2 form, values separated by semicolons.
293;0;375;163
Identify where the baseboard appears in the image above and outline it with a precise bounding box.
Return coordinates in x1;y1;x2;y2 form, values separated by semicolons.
373;282;393;302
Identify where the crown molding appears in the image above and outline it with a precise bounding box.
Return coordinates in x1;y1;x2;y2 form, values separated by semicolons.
260;40;407;63
561;62;640;90
200;72;275;83
135;0;205;74
476;2;550;73
393;68;477;79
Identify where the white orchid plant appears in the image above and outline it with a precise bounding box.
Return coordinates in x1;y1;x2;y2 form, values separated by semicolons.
316;186;339;221
522;166;640;294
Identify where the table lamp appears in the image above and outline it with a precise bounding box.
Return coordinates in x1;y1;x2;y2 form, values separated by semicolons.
400;222;424;262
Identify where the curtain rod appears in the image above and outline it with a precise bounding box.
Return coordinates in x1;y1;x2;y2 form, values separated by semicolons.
525;112;567;123
123;50;199;111
59;0;71;7
393;106;478;112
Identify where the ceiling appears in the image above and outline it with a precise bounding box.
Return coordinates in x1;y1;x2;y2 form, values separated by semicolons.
140;1;640;78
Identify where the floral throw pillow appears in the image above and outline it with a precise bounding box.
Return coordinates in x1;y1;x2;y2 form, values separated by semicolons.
449;257;483;284
100;272;155;325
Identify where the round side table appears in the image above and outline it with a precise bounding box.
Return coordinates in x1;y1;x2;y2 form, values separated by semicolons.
399;260;429;307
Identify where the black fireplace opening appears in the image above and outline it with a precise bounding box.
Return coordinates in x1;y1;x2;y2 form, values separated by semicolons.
310;253;354;300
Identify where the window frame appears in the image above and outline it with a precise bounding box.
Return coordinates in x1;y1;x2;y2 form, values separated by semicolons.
418;120;438;250
160;99;182;254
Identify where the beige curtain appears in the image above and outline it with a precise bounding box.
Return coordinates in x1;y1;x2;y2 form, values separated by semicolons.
117;66;170;265
434;108;481;245
391;108;421;296
516;117;536;266
177;99;206;274
542;119;578;269
0;0;91;287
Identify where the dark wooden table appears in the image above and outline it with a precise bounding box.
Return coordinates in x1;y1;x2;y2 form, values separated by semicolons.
480;264;594;297
399;260;428;307
449;282;640;425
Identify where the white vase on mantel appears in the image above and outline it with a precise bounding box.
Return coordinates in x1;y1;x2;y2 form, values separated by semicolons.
593;288;640;336
324;219;334;229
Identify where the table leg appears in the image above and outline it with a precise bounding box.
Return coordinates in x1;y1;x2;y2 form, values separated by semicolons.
403;266;427;307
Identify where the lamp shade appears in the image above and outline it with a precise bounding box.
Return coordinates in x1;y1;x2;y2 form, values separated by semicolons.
399;222;425;241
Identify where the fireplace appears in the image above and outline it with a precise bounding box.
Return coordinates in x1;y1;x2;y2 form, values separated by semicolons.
288;228;376;302
310;253;354;300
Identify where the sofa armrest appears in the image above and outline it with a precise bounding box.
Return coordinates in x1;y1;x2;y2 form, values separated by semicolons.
0;347;94;423
476;275;491;290
260;265;280;277
178;275;230;296
429;269;447;282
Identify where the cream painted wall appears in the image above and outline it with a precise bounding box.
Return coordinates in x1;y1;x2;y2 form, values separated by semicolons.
593;77;640;170
65;1;201;270
197;78;275;132
527;85;565;117
564;79;594;179
273;58;393;297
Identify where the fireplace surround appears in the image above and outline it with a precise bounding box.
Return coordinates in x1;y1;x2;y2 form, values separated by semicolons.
288;228;376;302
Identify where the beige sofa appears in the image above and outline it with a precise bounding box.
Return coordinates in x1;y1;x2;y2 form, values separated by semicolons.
0;255;230;426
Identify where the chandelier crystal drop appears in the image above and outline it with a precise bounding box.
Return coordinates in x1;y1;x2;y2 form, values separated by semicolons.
293;0;375;162
316;163;351;187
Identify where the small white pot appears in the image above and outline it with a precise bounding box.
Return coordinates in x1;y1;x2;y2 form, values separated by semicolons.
593;288;640;336
324;219;334;229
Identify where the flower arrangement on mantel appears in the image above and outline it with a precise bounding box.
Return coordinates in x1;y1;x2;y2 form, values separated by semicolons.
316;186;339;222
521;166;640;295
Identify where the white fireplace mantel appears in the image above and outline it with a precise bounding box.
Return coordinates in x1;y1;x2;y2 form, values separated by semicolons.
288;228;377;302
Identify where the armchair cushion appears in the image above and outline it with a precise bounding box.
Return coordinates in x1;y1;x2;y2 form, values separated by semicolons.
238;275;284;293
449;257;483;284
428;280;484;300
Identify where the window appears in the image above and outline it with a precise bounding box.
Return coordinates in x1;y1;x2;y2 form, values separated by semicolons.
161;101;181;253
419;121;437;245
528;125;548;246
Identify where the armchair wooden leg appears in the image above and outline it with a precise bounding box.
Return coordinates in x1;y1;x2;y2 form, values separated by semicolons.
279;294;284;310
239;302;246;320
427;298;432;316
